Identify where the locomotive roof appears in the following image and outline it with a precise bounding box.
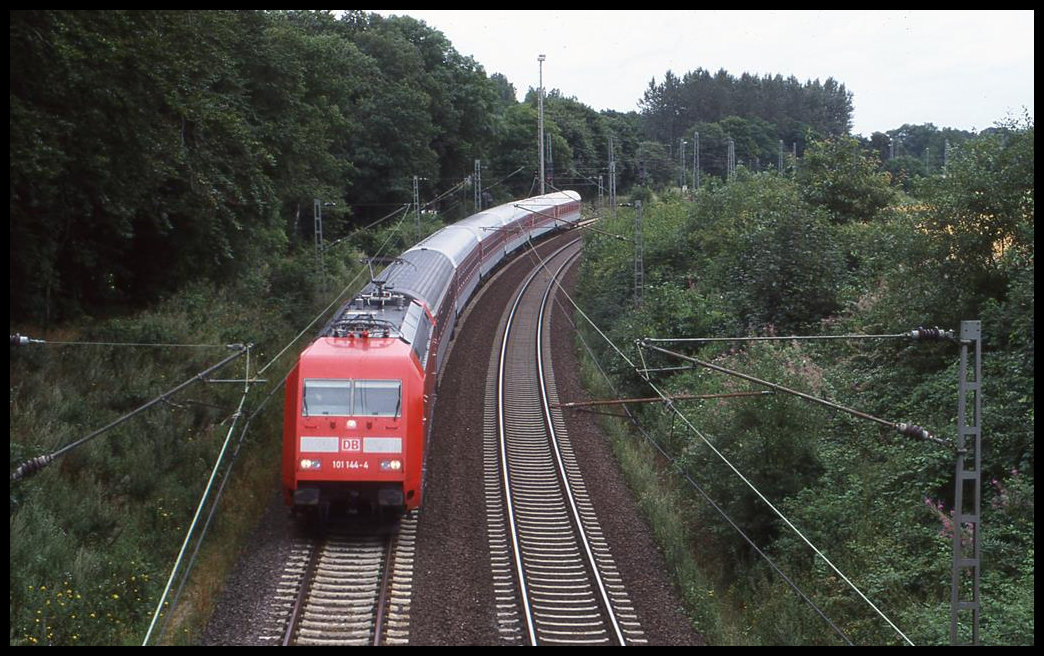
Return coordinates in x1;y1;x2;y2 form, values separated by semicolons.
300;333;420;379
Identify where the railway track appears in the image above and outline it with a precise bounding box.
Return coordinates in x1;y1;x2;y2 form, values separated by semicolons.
258;514;417;646
206;227;699;647
484;239;647;646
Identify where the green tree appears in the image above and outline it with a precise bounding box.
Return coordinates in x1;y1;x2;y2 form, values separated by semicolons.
10;10;285;320
243;10;361;243
639;69;687;144
878;119;1034;332
488;103;541;198
575;120;1033;647
687;122;729;180
882;155;926;192
796;136;896;224
489;73;518;110
640;66;853;149
719;115;781;173
600;110;643;192
693;172;844;333
635;141;673;189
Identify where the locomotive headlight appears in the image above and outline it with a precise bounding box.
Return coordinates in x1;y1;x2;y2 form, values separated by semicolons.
379;459;402;472
346;419;357;429
299;458;322;470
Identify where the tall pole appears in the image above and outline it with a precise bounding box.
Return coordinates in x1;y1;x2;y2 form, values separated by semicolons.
546;132;553;190
313;198;324;286
679;139;686;189
413;175;421;241
538;54;546;195
694;131;700;190
951;320;982;644
634;200;644;307
727;137;736;182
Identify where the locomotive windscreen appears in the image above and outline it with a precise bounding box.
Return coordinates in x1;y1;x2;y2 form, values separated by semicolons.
302;378;402;417
302;379;352;416
354;380;402;417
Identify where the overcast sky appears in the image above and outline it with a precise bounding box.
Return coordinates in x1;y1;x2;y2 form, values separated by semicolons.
372;10;1034;137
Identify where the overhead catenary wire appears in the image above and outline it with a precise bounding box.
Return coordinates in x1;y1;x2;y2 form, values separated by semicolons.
145;176;493;640
10;344;252;482
642;326;957;344
538;245;911;644
142;346;256;645
10;333;231;349
321;203;412;254
148;360;293;644
553;390;772;409
261;173;476;375
257;203;415;375
544;270;853;645
11;199;411;484
639;340;953;450
630;354;916;645
423;176;468;209
482;166;526;197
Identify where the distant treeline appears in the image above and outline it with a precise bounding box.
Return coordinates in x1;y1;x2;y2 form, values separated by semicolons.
639;67;852;153
11;10;504;321
9;9;962;324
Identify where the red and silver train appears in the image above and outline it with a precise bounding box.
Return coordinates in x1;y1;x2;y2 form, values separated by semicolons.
282;190;582;517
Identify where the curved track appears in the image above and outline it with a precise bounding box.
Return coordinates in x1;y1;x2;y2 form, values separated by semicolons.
485;239;646;646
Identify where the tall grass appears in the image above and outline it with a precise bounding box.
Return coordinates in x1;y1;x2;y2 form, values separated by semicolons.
10;251;359;645
575;336;758;645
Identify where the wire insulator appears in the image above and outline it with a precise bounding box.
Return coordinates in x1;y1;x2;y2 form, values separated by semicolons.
11;333;32;346
895;422;934;442
909;326;955;341
10;454;55;481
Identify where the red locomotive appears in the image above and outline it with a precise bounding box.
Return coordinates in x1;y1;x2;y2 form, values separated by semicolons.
282;191;582;517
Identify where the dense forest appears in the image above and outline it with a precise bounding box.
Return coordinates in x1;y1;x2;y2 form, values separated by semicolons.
10;9;970;324
10;9;1032;646
574;127;1033;644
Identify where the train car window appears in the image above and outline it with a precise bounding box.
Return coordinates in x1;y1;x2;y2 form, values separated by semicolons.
302;379;352;416
413;311;433;367
354;380;403;417
400;301;422;345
